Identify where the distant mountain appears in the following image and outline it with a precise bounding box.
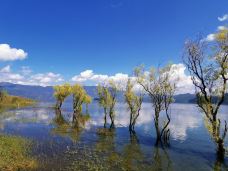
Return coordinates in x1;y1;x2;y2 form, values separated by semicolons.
0;82;97;102
0;82;227;105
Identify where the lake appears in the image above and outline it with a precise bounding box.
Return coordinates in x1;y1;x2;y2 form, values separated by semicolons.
0;102;227;171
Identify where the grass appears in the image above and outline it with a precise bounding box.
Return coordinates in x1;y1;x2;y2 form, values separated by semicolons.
0;94;36;112
0;135;38;171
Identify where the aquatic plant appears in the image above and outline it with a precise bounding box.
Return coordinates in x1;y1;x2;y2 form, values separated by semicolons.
0;135;37;171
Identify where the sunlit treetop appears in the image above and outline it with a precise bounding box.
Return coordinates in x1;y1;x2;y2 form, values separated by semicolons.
53;83;72;102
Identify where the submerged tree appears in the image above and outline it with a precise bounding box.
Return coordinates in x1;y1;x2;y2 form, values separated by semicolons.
134;64;176;145
108;81;118;128
97;81;118;129
53;83;72;110
97;84;112;128
183;29;228;160
71;84;92;123
124;79;143;133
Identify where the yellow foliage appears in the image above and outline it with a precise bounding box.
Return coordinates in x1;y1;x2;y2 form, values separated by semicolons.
53;83;72;102
215;28;228;43
72;84;92;112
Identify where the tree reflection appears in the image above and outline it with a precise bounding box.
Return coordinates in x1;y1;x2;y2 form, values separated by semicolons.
51;109;89;143
121;131;145;170
151;146;173;171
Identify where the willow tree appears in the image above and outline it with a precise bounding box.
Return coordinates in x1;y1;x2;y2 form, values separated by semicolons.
71;84;92;123
97;81;118;129
53;83;72;110
134;64;176;145
124;79;143;133
183;29;228;160
97;84;112;128
108;81;118;128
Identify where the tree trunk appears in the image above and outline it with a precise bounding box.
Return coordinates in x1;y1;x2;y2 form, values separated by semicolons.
109;108;115;129
154;110;161;145
129;112;133;132
213;114;217;122
216;139;225;162
104;108;107;128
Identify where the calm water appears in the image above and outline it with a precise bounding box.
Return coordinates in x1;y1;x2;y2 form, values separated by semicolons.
0;102;228;171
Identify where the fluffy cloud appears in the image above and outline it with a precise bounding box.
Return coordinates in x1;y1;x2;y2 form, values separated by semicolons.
205;33;216;42
0;44;27;61
0;65;63;86
72;70;95;82
30;72;63;86
217;25;228;31
71;64;194;94
169;64;194;94
0;64;194;93
72;70;128;86
218;14;228;22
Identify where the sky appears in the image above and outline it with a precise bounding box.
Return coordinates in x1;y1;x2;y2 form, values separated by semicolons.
0;0;228;93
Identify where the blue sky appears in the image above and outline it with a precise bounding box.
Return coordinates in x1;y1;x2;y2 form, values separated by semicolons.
0;0;227;91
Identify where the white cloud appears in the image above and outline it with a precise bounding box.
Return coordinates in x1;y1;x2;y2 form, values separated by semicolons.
217;25;228;31
81;70;93;78
71;64;194;94
0;65;11;73
0;64;194;93
0;65;63;86
72;70;95;82
205;33;216;42
91;74;109;82
72;70;129;86
30;72;64;86
169;64;194;94
218;14;228;22
0;44;27;61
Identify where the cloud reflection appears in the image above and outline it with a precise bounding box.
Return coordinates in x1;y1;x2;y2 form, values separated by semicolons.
1;103;227;142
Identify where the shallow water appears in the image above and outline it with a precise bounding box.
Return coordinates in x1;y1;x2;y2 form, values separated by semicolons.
0;102;227;171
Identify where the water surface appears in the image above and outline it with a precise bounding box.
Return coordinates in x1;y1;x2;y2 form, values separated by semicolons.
0;102;227;171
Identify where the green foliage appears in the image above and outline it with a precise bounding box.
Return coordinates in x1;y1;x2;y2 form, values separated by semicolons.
97;84;112;109
134;64;175;144
53;83;72;109
72;84;92;114
125;79;143;114
183;28;228;120
124;79;143;130
97;81;118;127
134;64;176;113
0;135;37;171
